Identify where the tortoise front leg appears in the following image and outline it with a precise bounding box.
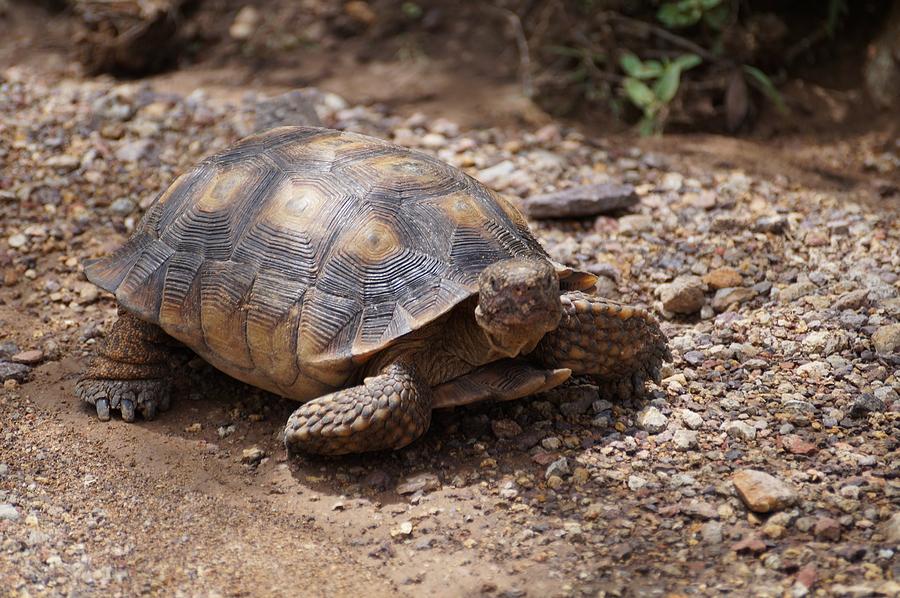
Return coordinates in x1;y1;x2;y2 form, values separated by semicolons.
75;309;173;422
531;292;671;400
284;362;432;455
431;360;570;409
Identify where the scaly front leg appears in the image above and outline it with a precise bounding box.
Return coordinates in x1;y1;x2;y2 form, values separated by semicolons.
284;362;432;456
531;292;671;400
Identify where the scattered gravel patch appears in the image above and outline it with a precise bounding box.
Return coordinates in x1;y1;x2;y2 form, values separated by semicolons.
1;65;897;597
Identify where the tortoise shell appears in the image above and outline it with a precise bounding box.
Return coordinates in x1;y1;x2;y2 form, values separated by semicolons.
85;126;595;399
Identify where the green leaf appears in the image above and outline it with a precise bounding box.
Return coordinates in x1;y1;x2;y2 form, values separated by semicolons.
619;53;662;79
619;53;643;77
743;65;787;114
654;64;682;103
623;77;656;109
699;0;722;9
644;59;663;74
657;2;702;28
673;54;702;71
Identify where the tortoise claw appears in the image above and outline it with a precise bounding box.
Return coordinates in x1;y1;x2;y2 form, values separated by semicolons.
96;398;111;422
76;378;169;422
141;401;157;420
120;399;136;422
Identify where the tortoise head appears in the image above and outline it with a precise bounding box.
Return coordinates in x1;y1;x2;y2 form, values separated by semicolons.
475;258;562;357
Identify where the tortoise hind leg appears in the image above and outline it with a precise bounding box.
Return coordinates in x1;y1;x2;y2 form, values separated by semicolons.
75;309;172;422
531;292;671;400
284;362;432;456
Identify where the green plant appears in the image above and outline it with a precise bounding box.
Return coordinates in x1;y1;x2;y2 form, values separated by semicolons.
742;65;786;113
657;0;729;30
401;2;422;19
620;52;701;135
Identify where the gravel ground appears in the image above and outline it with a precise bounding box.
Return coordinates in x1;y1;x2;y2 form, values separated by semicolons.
0;66;898;597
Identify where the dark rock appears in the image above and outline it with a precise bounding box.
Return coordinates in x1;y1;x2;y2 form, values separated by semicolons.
835;545;868;562
0;362;30;383
515;430;543;451
753;215;789;234
849;394;885;418
683;351;705;366
0;341;20;360
523;183;638;219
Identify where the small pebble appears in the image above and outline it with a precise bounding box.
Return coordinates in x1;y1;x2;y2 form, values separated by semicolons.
672;429;698;450
241;447;266;465
10;350;43;365
545;457;570;480
722;420;757;441
733;469;799;513
0;504;20;521
659;276;705;315
637;406;668;434
680;409;703;430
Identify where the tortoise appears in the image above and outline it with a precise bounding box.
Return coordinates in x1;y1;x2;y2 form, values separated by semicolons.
76;126;670;455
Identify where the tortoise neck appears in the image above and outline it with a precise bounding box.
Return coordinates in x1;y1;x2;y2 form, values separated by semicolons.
364;298;509;387
441;298;510;368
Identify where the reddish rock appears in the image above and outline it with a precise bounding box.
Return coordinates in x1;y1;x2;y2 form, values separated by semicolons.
731;535;767;553
531;451;557;466
733;469;799;513
796;564;817;589
813;517;842;541
782;434;817;455
11;350;43;365
702;267;743;290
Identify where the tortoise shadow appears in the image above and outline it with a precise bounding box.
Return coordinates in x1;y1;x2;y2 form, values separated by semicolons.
282;381;662;505
111;360;659;506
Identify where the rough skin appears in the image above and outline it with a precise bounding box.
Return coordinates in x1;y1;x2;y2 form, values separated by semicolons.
283;362;432;455
75;310;172;422
532;292;672;400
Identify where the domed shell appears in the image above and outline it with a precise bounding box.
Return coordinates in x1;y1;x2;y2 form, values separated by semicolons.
84;126;595;396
